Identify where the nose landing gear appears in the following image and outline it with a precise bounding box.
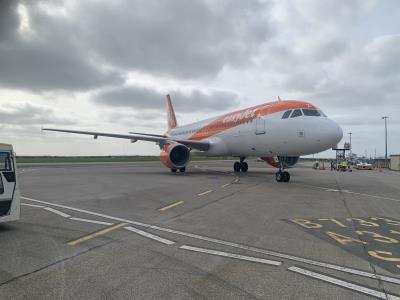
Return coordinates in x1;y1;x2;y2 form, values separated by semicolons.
233;157;248;173
275;159;290;182
275;170;290;182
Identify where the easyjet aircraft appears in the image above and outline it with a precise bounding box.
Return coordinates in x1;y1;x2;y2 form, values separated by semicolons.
43;95;342;182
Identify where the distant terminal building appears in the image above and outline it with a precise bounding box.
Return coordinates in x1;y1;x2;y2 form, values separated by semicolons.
390;155;400;171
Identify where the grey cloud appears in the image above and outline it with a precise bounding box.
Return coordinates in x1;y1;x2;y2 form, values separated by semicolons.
0;1;123;92
0;0;19;41
0;0;273;92
95;86;240;113
107;112;165;130
0;104;74;126
76;0;272;78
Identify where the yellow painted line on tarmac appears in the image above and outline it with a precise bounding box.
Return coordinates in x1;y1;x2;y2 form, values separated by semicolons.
221;183;231;188
67;222;127;246
159;201;184;211
198;190;214;196
234;176;240;183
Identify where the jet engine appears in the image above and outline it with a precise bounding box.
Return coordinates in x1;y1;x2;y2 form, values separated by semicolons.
160;144;191;170
262;156;300;169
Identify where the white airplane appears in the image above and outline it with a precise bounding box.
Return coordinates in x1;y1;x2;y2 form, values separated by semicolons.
43;95;342;182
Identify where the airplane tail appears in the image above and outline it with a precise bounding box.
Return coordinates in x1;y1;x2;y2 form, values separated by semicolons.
166;94;178;131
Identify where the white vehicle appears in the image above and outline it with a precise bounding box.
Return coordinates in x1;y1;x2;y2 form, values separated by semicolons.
0;144;20;223
356;161;373;170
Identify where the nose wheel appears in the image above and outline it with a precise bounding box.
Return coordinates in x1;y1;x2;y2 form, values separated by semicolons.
233;157;248;173
276;171;290;182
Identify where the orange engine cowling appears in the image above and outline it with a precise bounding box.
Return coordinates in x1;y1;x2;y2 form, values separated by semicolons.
160;144;191;169
261;156;299;169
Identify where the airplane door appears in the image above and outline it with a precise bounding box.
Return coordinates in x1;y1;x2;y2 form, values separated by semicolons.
0;151;16;216
255;117;266;135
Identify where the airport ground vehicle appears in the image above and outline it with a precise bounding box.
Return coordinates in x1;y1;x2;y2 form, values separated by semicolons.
0;143;20;223
43;95;342;182
356;161;373;170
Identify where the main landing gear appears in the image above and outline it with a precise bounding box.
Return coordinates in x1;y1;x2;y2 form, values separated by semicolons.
171;167;186;173
233;157;248;173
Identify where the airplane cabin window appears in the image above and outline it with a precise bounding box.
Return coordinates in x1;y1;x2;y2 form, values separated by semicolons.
282;110;292;119
290;109;303;118
302;109;321;116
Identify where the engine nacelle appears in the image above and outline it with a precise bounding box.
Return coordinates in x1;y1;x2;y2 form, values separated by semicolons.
262;156;300;169
160;144;191;169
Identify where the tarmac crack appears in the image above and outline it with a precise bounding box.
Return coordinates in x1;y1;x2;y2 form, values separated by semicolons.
0;240;114;288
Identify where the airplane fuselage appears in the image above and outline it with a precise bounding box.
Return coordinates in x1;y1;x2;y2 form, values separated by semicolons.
168;100;342;158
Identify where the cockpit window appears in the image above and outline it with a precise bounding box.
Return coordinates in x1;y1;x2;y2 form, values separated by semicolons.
319;110;327;117
281;110;292;119
290;109;303;118
302;109;321;117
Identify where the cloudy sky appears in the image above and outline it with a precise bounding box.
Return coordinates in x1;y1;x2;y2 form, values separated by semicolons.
0;0;399;158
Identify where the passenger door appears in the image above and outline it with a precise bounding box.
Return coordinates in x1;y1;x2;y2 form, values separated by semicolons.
0;151;16;216
255;117;266;135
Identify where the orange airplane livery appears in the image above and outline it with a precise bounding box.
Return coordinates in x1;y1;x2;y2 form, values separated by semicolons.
43;95;342;182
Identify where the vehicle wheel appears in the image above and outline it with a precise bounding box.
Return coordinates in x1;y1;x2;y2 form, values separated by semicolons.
171;168;177;173
179;167;186;173
241;162;248;172
282;171;290;182
275;171;283;182
234;162;241;172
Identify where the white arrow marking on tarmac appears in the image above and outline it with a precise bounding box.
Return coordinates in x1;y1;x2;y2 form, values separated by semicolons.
180;245;281;266
69;217;114;226
288;266;400;300
43;207;71;218
21;203;45;208
125;226;175;245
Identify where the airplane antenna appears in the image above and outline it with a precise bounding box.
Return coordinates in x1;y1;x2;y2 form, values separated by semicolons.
278;96;282;101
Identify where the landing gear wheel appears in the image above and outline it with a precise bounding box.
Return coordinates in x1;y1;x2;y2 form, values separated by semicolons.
179;167;186;173
171;168;177;173
275;171;283;182
282;171;290;182
240;162;248;173
234;162;241;172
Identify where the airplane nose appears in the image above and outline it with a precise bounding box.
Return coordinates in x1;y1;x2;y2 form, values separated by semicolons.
329;120;343;147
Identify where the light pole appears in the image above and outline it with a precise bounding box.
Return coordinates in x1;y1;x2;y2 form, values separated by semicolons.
382;116;388;168
348;132;352;158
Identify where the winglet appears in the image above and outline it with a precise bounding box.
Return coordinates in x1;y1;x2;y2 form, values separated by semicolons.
166;94;178;131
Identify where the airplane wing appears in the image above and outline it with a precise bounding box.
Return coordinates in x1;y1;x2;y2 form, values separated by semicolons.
128;132;167;138
42;128;210;151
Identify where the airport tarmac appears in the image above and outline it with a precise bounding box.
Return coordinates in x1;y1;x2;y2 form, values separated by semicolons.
1;160;400;299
